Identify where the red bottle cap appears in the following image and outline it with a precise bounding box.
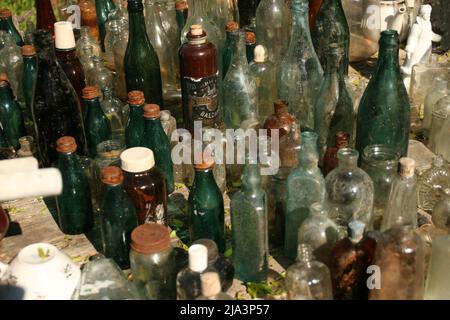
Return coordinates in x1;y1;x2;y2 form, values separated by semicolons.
56;136;77;153
127;90;145;105
0;73;9;86
82;86;101;100
0;8;12;19
246;32;256;45
143;104;161;118
21;45;36;57
226;21;239;32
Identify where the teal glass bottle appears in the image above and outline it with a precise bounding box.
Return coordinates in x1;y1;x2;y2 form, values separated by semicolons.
175;0;187;33
124;0;163;106
100;166;138;270
355;30;411;157
278;0;323;131
189;157;225;253
55;136;94;235
231;163;269;283
83;86;112;158
223;30;258;129
0;8;23;46
0;73;25;150
310;0;349;75
139;104;174;195
314;45;354;161
245;31;256;63
125;90;145;148
21;45;37;119
95;0;116;52
222;21;239;79
285;131;326;258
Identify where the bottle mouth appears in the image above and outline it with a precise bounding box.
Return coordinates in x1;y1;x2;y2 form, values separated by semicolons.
301;131;318;142
337;148;359;163
362;145;400;165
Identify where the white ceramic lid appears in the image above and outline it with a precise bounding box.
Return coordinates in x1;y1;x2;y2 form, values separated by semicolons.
188;244;208;272
54;21;76;50
120;147;155;173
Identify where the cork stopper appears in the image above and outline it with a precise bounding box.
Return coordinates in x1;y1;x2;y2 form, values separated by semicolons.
188;244;208;272
175;0;187;11
101;166;124;185
226;21;239;32
56;136;77;153
399;157;415;178
194;152;215;170
127;90;145;106
190;24;203;36
82;86;100;100
254;45;266;63
54;21;76;50
21;45;36;57
143;104;161;118
274;100;289;116
0;73;8;86
131;223;171;254
120;147;155;173
335;132;350;148
201;272;222;297
348;220;365;243
246;31;256;45
0;8;12;19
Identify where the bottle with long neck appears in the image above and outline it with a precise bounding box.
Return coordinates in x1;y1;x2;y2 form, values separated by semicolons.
278;0;323;131
21;45;37;120
356;30;410;157
0;8;24;46
125;90;145;148
222;21;239;79
125;0;163;106
36;0;57;33
95;0;116;52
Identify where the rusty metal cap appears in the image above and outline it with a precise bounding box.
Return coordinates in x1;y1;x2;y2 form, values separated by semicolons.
143;104;161;118
21;45;36;57
246;32;256;44
226;21;239;32
194;152;215;170
0;73;9;86
0;8;12;19
131;223;171;254
127;90;145;105
82;86;100;100
274;100;289;115
175;0;187;11
101;166;124;185
56;136;77;153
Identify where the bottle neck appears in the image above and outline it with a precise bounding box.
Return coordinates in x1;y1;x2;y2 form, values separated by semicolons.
338;152;358;169
241;164;262;194
187;0;207;18
0;84;13;101
298;140;319;167
57;151;79;166
84;98;104;117
104;183;123;195
230;31;247;68
376;36;400;73
128;0;148;42
23;55;37;66
129;103;144;114
194;168;215;185
144;117;164;131
289;2;314;51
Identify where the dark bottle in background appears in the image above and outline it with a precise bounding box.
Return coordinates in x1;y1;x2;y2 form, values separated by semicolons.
0;8;24;46
36;0;57;33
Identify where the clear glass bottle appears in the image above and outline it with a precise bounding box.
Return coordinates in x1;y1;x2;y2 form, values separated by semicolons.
79;0;100;42
177;244;210;300
424;235;450;300
0;31;23;107
76;26;101;61
285;132;326;258
231;163;269;283
125;90;145;148
323;131;349;176
250;45;277;122
423;77;448;136
278;0;323;131
429;95;450;152
325;148;374;232
432;188;450;233
101;87;125;142
361;145;400;231
196;272;233;300
223;30;257;129
130;223;176;300
104;10;126;69
112;24;129;102
206;0;239;41
86;56;115;92
418;155;450;212
285;243;333;300
0;8;23;46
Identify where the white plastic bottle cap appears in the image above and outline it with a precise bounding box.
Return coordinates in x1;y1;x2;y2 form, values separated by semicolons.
201;272;221;297
54;21;76;50
254;45;266;63
120;147;155;173
188;244;208;272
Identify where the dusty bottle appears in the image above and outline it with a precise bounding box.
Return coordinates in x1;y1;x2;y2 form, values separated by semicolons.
222;21;239;79
95;0;116;52
21;45;37;119
76;26;101;61
418;155;450;212
196;272;233;300
125;90;145;148
100;87;125;142
0;8;23;46
423;77;448;136
36;0;57;33
179;25;221;132
121;147;168;225
323;131;349;176
55;136;93;235
245;31;256;63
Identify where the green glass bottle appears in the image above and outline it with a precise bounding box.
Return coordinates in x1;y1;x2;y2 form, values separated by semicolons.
124;0;163;106
355;30;411;157
100;166;138;269
314;45;354;161
189;156;225;253
222;21;239;79
175;0;187;35
55;136;94;235
245;31;256;63
139;104;174;195
125;90;145;148
95;0;116;52
0;8;24;46
231;163;269;283
83;86;112;158
0;73;25;150
310;0;349;75
285;131;326;258
21;45;37;120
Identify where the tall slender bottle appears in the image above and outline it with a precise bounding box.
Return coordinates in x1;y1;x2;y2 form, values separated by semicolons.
180;25;221;132
36;0;57;33
278;0;323;131
95;0;116;52
125;90;145;148
125;0;163;106
222;21;239;79
355;30;410;157
32;30;87;166
231;163;269;283
0;8;23;46
285;132;326;258
21;45;37;119
55;22;87;105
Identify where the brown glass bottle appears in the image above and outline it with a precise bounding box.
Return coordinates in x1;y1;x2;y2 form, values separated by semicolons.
79;0;100;41
55;22;87;105
179;25;220;133
36;0;57;33
323;131;349;175
120;147;168;226
309;0;323;28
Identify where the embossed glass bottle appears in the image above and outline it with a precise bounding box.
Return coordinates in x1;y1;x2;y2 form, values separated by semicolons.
285;132;326;258
417;156;450;212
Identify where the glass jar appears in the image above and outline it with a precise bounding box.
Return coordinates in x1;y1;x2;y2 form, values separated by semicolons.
130;223;176;300
361;145;400;230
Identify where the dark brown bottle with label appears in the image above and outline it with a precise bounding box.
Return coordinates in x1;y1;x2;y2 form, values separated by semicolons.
179;24;220;132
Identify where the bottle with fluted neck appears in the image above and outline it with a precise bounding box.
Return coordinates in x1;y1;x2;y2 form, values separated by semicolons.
278;0;323;131
314;45;354;161
223;30;257;129
423;77;448;136
0;8;23;46
76;26;102;60
125;90;145;148
250;45;277;122
285;132;326;258
285;243;333;300
0;31;23;107
32;30;88;166
432;189;450;233
231;162;269;283
323;131;349;176
355;30;410;157
125;0;163;106
255;0;290;67
95;0;116;52
101;87;125;142
36;0;57;33
80;0;100;41
325;148;374;232
21;45;37;121
222;21;239;79
311;0;349;75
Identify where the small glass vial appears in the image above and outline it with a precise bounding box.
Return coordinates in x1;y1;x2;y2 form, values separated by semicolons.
196;272;233;300
130;223;176;300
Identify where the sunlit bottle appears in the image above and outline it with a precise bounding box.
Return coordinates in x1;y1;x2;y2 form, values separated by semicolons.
0;31;24;108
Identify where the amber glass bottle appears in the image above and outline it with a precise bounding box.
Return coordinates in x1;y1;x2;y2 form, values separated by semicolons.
80;0;101;41
323;131;349;175
36;0;57;33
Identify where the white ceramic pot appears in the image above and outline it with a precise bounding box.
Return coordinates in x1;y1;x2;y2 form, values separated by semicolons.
7;243;81;300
